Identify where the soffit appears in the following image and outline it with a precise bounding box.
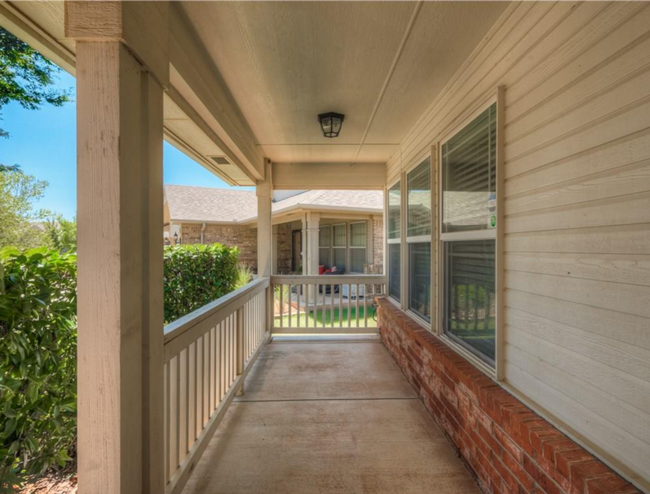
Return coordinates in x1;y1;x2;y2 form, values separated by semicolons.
178;1;508;164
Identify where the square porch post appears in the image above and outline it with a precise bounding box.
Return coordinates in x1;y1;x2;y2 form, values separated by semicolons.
66;3;168;493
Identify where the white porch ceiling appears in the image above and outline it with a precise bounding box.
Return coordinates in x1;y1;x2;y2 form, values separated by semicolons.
178;1;508;164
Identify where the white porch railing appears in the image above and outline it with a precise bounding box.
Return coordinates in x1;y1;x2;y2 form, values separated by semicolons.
162;277;270;494
271;275;386;334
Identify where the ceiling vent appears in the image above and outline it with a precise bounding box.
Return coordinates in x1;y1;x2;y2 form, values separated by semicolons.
209;156;231;166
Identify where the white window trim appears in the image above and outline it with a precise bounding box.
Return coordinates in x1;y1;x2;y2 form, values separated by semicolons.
436;89;504;379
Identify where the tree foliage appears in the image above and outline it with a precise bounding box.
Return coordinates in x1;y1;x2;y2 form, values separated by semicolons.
0;27;70;138
0;168;50;250
164;244;240;324
0;248;77;492
45;217;77;253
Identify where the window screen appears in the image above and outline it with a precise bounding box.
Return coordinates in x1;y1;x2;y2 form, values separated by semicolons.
407;158;431;237
350;222;366;247
333;224;346;247
388;182;401;240
409;243;431;321
443;240;495;364
388;244;401;301
442;103;496;233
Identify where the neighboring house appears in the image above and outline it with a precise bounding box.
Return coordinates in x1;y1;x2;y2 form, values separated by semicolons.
164;186;383;274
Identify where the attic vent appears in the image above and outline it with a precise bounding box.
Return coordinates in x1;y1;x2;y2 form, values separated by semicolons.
209;156;231;166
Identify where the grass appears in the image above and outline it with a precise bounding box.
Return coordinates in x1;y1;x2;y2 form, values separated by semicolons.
274;306;377;328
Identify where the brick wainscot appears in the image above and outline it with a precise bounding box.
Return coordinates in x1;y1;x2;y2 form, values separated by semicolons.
376;298;641;494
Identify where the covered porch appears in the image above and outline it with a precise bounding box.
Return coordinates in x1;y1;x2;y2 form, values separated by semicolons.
181;339;478;494
2;1;648;494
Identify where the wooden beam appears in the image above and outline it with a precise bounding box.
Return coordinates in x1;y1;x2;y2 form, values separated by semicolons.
272;162;386;190
0;2;75;74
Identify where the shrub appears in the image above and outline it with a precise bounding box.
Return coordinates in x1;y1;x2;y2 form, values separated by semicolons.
234;264;253;290
0;247;77;491
164;243;239;324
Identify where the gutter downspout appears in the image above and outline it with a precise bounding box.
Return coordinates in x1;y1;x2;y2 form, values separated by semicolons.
201;222;206;244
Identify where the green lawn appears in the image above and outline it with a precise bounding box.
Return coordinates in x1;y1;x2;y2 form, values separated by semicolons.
274;306;377;328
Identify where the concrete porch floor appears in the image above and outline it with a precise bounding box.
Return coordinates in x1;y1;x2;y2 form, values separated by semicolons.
182;340;480;494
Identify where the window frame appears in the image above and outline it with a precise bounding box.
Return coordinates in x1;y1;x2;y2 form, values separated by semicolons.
386;177;402;306
436;91;503;379
405;155;433;327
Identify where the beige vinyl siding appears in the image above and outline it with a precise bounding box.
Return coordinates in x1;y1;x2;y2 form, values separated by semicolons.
387;2;650;490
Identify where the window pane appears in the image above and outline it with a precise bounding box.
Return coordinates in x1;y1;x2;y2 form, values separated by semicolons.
333;224;346;247
350;222;366;247
332;248;346;271
408;243;430;321
388;244;401;301
442;103;497;233
388;182;401;240
407;158;431;237
350;249;366;273
319;225;331;247
443;240;496;365
319;247;330;267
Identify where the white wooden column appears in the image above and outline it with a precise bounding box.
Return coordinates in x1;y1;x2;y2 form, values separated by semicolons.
257;159;273;278
67;3;168;494
306;212;320;275
272;224;279;275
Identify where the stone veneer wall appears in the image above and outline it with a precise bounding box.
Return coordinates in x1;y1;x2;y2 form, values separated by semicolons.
372;217;383;274
181;223;258;271
376;298;640;494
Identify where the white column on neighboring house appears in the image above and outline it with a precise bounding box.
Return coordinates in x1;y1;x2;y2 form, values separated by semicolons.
306;212;320;275
272;224;279;274
67;3;168;493
257;159;273;277
301;214;307;274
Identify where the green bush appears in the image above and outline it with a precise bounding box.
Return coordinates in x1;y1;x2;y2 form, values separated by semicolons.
164;243;240;324
0;247;77;491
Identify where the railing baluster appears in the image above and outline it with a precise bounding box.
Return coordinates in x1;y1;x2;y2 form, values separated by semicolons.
347;283;352;328
356;284;360;329
338;282;343;329
288;283;293;328
185;347;190;454
164;361;170;481
279;282;283;328
330;283;334;329
175;355;181;468
364;284;368;329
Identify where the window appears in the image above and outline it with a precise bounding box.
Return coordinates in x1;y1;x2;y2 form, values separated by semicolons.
349;222;367;273
332;224;346;271
387;181;401;301
319;225;331;267
407;158;431;321
441;102;497;366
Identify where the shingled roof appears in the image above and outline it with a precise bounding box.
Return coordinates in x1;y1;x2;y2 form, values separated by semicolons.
164;185;383;224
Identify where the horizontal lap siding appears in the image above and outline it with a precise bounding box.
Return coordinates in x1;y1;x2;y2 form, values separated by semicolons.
387;2;650;490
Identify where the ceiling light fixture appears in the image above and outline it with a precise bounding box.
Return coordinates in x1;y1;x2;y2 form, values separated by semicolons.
318;112;345;138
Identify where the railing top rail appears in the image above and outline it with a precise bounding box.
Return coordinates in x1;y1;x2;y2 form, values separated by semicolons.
271;274;386;284
164;277;269;346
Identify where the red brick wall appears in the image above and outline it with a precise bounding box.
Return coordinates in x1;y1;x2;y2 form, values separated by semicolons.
376;298;640;494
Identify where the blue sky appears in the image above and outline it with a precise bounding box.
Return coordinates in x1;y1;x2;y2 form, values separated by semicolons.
1;70;248;220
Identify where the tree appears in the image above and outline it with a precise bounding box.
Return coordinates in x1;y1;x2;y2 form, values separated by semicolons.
0;167;50;250
0;27;70;137
45;216;77;253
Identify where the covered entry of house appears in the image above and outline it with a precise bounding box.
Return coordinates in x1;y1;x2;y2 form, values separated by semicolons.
2;1;649;494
